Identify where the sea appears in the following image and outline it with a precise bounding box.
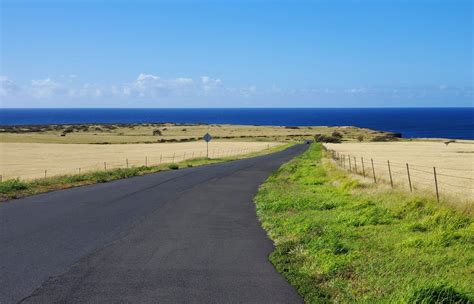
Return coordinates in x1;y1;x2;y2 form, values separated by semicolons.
0;108;473;140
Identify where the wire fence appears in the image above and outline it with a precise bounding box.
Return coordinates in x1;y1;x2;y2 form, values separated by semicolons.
325;149;474;202
0;146;270;182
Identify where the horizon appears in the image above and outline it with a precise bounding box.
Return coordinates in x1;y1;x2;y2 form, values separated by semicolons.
2;106;474;109
1;0;472;108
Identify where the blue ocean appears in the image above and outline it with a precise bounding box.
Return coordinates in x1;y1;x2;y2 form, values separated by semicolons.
0;108;473;140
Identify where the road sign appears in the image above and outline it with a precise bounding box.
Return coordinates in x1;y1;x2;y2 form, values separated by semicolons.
203;133;212;158
203;133;212;142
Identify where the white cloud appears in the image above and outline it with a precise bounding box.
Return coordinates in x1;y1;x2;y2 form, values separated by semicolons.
30;78;64;98
200;76;223;94
0;76;21;97
4;74;470;106
120;73;196;98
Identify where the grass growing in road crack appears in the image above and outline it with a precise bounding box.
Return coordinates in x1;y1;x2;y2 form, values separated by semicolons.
254;143;473;303
0;143;294;202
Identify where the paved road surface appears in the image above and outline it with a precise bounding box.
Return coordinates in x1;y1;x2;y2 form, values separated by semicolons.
0;144;307;303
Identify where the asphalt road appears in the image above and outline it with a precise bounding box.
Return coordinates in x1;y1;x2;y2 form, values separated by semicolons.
0;144;307;304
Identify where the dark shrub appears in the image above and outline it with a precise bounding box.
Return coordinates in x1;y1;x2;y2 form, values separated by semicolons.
357;135;364;142
371;135;399;142
153;129;162;136
331;131;343;139
168;163;179;170
315;135;342;143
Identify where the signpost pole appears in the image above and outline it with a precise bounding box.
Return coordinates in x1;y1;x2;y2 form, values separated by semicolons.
203;132;212;158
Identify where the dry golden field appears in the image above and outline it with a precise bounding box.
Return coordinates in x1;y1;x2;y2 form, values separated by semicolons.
0;141;282;180
325;141;474;204
0;123;392;144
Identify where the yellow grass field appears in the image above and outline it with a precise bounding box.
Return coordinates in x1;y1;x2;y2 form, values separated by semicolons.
0;141;282;180
325;141;474;203
0;124;392;144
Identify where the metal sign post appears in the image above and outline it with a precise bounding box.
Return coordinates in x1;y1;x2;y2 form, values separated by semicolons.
203;133;212;158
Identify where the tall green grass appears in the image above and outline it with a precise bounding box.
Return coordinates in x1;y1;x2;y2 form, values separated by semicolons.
254;143;473;303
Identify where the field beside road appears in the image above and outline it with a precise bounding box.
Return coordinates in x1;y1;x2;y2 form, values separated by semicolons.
325;141;474;206
255;144;473;303
0;141;282;180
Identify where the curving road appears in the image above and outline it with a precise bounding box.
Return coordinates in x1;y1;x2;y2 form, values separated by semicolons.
0;144;307;303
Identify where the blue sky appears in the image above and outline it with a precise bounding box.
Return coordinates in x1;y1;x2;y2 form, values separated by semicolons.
0;0;472;108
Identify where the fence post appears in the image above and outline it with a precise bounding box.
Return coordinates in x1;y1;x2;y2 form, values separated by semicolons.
104;162;107;170
406;163;412;192
126;158;129;168
361;157;366;177
160;154;162;164
348;155;352;172
79;168;81;174
387;160;393;188
145;156;148;167
44;170;47;178
433;167;440;202
343;154;346;169
353;156;357;174
0;175;2;182
371;158;376;183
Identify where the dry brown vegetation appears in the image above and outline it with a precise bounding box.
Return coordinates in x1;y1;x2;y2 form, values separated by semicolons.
325;141;474;209
0;141;282;180
0;123;395;144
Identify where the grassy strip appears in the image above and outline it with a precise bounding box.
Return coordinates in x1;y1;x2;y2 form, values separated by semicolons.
0;143;294;202
254;143;473;303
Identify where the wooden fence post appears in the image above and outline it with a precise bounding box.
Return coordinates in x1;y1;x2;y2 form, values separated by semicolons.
44;170;47;178
361;157;366;177
104;162;107;170
145;156;148;167
348;155;352;172
371;158;376;183
353;156;357;174
160;154;162;164
433;167;440;202
126;158;129;168
387;160;393;188
406;163;412;192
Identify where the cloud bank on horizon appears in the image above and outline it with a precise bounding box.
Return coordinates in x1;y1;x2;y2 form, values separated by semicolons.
0;0;472;108
1;74;472;108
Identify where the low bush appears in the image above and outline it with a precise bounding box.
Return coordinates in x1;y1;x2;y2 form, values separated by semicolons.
331;131;343;139
314;134;342;143
371;133;401;142
0;179;29;192
168;163;179;170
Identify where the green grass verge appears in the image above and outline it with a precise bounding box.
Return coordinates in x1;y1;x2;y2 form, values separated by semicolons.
0;143;294;202
254;143;473;303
